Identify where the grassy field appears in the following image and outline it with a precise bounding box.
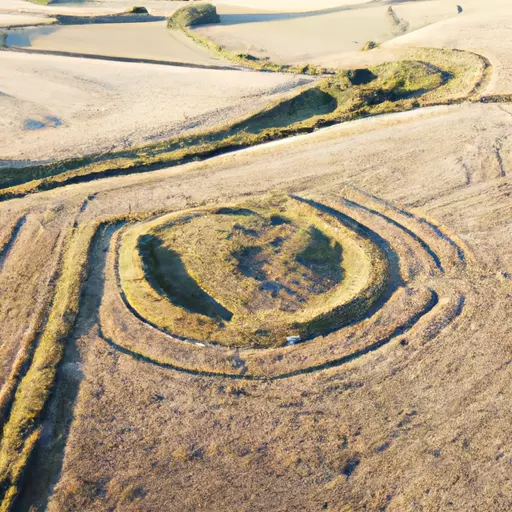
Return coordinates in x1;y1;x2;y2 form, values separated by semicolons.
120;196;389;347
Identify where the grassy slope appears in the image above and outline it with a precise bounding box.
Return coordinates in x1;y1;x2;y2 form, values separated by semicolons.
0;215;140;509
0;50;484;201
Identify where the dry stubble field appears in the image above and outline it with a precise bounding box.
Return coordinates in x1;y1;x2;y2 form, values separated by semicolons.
0;0;512;511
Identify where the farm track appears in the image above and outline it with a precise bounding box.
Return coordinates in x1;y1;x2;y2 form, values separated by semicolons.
0;201;88;416
347;185;470;264
0;224;67;429
12;223;120;512
100;288;441;380
0;216;26;272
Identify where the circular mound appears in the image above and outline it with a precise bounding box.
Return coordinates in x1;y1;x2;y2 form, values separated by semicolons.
119;196;390;348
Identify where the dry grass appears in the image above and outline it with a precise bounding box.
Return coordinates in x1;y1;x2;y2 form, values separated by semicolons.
0;240;65;432
0;221;97;508
0;210;74;430
0;214;137;509
0;98;511;510
0;49;485;201
0;200;164;508
0;2;510;510
120;196;389;347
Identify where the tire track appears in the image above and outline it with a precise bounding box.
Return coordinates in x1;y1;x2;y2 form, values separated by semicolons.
0;215;26;272
12;222;121;512
494;137;507;178
0;202;86;430
348;186;469;265
99;288;438;381
340;197;444;273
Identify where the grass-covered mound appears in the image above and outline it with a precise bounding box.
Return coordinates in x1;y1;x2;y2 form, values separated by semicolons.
0;49;488;200
119;196;390;348
228;88;337;134
167;3;220;28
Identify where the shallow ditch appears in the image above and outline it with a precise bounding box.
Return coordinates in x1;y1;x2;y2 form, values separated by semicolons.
0;59;457;196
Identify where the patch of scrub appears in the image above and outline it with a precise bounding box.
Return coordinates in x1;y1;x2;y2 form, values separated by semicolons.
168;3;220;28
228;88;337;134
386;6;409;36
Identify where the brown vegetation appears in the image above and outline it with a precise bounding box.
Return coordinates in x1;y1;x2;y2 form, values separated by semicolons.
120;196;389;347
0;1;511;510
0;48;488;201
